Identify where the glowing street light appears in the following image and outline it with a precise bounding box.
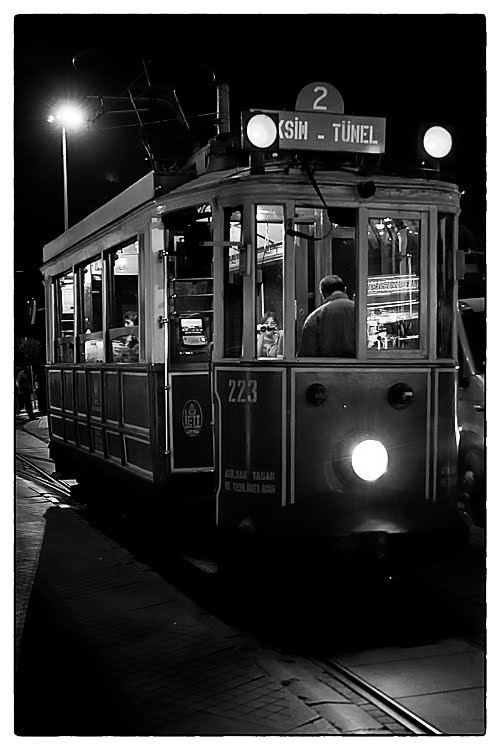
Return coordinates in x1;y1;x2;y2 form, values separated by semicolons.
47;102;86;231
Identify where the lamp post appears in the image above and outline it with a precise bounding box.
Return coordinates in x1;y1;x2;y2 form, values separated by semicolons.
47;103;86;231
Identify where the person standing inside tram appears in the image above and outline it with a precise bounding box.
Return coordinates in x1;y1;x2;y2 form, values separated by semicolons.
257;312;284;358
297;275;355;357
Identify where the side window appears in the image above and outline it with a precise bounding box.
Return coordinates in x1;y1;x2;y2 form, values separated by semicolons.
108;241;140;363
54;271;75;363
367;217;421;351
255;205;284;359
223;206;243;358
79;257;104;363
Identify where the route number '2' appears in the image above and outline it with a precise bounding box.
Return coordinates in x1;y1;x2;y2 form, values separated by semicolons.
228;378;258;403
312;86;328;110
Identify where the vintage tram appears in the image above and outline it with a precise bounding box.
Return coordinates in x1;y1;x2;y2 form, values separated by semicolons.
42;85;468;568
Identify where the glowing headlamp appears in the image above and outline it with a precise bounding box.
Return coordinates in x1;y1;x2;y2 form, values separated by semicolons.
241;111;279;151
423;126;453;159
351;440;388;482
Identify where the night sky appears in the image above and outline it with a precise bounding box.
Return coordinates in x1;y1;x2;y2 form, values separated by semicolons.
13;12;486;335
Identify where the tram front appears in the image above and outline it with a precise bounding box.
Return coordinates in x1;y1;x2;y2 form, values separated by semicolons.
213;103;468;569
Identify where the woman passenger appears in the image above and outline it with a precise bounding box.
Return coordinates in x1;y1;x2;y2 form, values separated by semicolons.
257;312;284;358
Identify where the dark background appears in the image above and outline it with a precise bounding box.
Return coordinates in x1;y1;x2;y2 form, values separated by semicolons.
14;13;486;340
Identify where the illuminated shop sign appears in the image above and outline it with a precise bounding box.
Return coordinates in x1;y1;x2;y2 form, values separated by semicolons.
368;275;419;295
228;243;283;269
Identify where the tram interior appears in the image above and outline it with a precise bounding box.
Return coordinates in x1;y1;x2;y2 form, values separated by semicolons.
235;206;421;358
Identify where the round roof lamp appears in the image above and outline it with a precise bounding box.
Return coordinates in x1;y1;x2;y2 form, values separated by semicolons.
423;126;453;159
246;114;278;149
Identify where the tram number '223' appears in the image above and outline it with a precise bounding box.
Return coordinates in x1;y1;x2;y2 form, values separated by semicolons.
227;378;258;403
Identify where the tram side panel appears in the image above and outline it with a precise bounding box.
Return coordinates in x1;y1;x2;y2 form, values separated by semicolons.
215;367;286;530
168;371;214;472
47;364;168;491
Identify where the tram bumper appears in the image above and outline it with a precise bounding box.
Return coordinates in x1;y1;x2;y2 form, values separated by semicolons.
246;492;469;571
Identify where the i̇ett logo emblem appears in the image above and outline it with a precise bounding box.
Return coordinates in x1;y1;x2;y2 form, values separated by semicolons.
182;400;203;437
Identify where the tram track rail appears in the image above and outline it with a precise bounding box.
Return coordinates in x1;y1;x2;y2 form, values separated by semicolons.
314;657;442;735
16;451;73;499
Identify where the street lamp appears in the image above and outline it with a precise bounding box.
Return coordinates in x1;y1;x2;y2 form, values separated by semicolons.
47;103;86;231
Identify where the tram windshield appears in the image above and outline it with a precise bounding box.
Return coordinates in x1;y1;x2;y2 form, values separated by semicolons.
294;206;357;358
217;201;442;362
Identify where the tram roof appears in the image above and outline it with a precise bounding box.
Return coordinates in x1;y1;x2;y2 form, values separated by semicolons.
42;167;253;264
42;165;460;264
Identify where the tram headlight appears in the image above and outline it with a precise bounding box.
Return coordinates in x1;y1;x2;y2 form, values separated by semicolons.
241;111;279;151
423;126;453;159
351;440;388;482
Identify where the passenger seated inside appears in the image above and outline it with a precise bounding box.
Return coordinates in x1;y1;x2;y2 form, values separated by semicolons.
124;311;138;327
257;312;284;358
110;310;139;362
124;311;139;354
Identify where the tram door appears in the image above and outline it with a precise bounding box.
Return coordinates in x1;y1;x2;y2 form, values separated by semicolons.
163;207;214;474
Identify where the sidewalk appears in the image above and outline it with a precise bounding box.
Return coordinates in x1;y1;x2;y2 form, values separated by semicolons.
15;421;393;737
19;412;50;444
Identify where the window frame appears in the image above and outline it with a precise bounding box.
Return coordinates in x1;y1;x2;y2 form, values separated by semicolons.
293;202;358;360
77;254;105;363
105;237;141;364
254;203;285;360
53;269;77;363
361;208;429;360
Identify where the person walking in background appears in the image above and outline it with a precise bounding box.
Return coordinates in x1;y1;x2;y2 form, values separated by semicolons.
297;275;355;357
16;367;35;420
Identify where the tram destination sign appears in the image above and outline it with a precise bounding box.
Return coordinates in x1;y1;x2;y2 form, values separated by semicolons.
245;109;386;155
277;110;385;154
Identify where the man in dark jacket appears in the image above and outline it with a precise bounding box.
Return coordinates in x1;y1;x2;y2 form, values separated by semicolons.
16;367;35;420
298;275;355;357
